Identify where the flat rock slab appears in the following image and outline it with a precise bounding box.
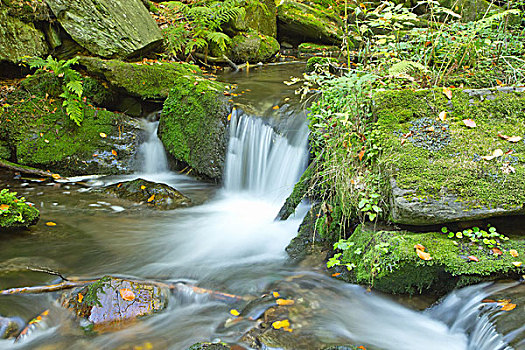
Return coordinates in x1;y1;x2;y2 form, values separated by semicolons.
45;0;162;58
374;87;525;226
64;276;169;331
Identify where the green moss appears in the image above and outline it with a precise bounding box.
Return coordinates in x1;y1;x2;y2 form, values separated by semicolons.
298;42;339;54
187;343;230;350
79;57;200;100
374;88;525;215
158;73;230;180
340;225;524;294
306;56;339;73
0;188;39;230
229;31;280;63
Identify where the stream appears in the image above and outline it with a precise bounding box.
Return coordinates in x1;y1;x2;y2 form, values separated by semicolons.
0;63;523;350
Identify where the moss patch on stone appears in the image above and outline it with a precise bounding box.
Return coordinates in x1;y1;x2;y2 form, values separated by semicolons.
338;225;524;294
374;87;525;225
229;31;280;63
0;188;39;230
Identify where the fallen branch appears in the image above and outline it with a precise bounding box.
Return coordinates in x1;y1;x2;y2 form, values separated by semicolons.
193;53;239;71
171;283;249;303
0;159;57;178
27;267;69;281
0;280;97;295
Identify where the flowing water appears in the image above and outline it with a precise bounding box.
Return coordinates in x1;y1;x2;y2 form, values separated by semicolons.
0;63;523;350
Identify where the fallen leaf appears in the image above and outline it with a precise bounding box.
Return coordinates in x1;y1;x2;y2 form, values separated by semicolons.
507;136;522;143
227;113;232;121
501;303;516;311
496;79;504;86
276;299;295;306
414;244;426;251
44;139;49;143
497;133;509;140
438;111;447;121
78;293;83;303
51;174;61;180
111;150;117;156
358;149;365;161
492;248;503;255
358;347;367;350
509;249;519;257
45;222;57;226
99;132;107;138
0;204;9;211
332;272;341;277
468;255;479;262
463;119;477;128
140;185;146;190
119;288;135;301
272;291;280;298
425;126;435;132
272;319;290;330
147;194;155;202
230;309;240;316
416;249;432;261
272;105;279;110
481;149;504;160
400;138;406;145
512;261;522;267
443;87;453;99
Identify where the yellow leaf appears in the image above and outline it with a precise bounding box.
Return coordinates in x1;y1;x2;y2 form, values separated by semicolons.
438;111;447;121
45;222;57;226
78;293;84;303
147;194;155;202
272;319;290;330
272;105;279;110
99;132;107;138
51;174;61;180
140;185;146;190
443;87;453;100
0;204;9;211
119;288;135;301
501;303;517;311
512;261;522;267
509;249;519;257
229;309;240;316
227;113;232;121
414;244;425;251
111;150;117;156
416;249;432;261
276;299;295;306
272;291;280;298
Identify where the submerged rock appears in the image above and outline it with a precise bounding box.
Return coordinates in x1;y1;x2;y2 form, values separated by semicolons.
45;0;163;58
104;178;191;210
63;276;169;332
374;87;525;225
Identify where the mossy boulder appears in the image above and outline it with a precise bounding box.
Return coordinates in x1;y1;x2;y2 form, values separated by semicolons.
45;0;163;58
277;0;343;45
335;225;524;295
0;189;39;230
1;0;51;22
225;0;277;37
305;56;339;73
0;8;49;64
104;178;191;210
158;73;230;181
63;276;169;332
229;31;280;64
374;87;525;225
0;74;142;176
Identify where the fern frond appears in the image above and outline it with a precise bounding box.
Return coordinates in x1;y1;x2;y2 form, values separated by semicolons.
206;31;231;51
66;80;83;98
388;60;427;75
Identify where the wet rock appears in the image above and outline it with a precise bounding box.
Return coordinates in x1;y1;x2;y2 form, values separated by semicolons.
277;1;343;46
104;178;191;210
45;0;163;58
285;205;328;263
0;8;49;64
0;315;23;339
187;343;231;350
229;31;280;64
158;73;230;181
63;276;169;332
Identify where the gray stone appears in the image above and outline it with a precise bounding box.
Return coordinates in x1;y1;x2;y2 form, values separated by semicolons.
45;0;163;58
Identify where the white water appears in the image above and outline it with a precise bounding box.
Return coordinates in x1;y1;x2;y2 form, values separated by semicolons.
136;119;169;174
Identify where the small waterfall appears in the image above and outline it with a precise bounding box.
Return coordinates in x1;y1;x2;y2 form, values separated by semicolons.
224;108;308;200
137;117;169;174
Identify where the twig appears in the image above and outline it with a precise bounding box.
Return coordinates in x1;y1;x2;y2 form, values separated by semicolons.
26;267;69;281
0;280;97;295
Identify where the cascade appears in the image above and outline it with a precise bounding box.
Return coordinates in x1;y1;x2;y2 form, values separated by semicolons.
136;114;169;174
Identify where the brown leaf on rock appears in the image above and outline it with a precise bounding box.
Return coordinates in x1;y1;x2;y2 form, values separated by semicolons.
119;288;135;301
414;244;425;251
468;255;479;262
416;249;432;260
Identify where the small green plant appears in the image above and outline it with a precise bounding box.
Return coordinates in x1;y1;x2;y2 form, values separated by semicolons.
81;276;111;308
26;56;84;126
441;225;510;249
327;238;357;271
0;188;37;228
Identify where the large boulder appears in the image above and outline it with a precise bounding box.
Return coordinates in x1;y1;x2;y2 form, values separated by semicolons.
63;276;169;332
332;225;524;295
226;0;277;37
158;73;230;181
104;178;191;210
374;87;525;226
0;8;49;64
277;1;343;45
229;31;280;64
0;189;39;230
44;0;163;58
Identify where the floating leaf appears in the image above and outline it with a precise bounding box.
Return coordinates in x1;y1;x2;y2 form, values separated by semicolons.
272;291;280;298
512;261;522;267
0;204;9;211
111;150;117;156
276;299;295;306
147;194;155;202
230;309;240;316
331;272;341;277
77;293;83;303
509;249;519;257
443;87;453;99
438;111;447;121
51;174;61;180
416;249;432;261
468;255;479;262
119;288;135;301
272;105;279;110
99;132;107;138
272;319;290;330
501;303;517;311
462;119;477;128
45;222;57;226
481;149;503;160
414;244;425;251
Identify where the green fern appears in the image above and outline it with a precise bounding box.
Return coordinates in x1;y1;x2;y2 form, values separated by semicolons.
388;60;427;76
207;31;231;52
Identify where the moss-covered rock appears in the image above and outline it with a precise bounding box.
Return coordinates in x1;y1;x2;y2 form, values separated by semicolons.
277;1;343;45
45;0;163;58
337;225;524;294
278;163;313;220
0;74;142;176
0;8;49;64
225;0;277;37
104;178;191;210
374;87;525;225
229;31;280;63
298;42;340;56
0;189;39;230
158;73;230;181
305;56;339;73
